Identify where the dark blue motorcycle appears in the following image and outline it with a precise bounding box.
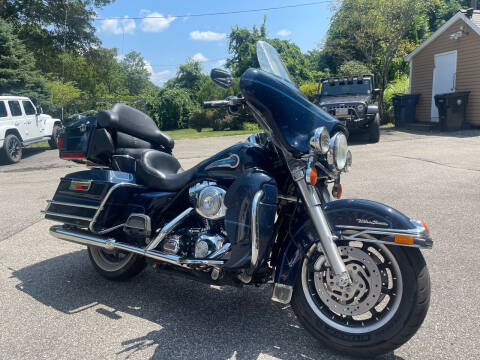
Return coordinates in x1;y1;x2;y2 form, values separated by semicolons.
44;41;432;357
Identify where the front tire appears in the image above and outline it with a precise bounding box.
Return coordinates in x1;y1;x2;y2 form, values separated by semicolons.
368;113;380;143
291;242;430;357
48;124;61;149
1;134;23;164
87;246;146;281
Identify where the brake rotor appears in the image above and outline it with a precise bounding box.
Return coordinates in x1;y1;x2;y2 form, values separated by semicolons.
312;246;382;316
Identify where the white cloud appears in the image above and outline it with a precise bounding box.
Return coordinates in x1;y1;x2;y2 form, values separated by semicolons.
140;11;176;32
192;53;208;63
144;60;172;86
276;29;292;37
190;30;226;41
101;16;136;35
215;59;227;67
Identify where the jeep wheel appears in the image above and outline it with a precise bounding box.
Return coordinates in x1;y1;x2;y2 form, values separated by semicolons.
368;113;380;143
1;134;23;164
48;124;61;149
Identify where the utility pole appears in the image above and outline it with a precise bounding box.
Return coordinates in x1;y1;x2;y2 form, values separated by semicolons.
472;0;478;10
61;0;68;121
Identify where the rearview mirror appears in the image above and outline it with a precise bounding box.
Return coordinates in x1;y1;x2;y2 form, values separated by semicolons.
210;68;234;89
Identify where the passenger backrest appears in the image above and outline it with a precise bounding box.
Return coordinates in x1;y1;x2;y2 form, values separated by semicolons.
97;103;174;151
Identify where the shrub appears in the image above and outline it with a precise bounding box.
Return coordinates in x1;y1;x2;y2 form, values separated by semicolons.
242;122;261;132
212;115;243;131
188;111;214;132
299;83;319;102
383;75;410;123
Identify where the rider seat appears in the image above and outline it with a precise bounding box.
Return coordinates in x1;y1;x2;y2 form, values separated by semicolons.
135;150;197;192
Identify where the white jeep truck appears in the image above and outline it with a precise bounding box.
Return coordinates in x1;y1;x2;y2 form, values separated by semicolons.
0;96;62;164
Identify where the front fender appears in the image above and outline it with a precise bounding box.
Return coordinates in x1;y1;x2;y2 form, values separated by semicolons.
274;199;432;288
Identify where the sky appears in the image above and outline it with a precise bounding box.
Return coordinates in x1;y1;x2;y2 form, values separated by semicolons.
94;1;335;86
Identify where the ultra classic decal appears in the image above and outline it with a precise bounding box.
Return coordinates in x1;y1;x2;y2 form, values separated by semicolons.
205;154;240;170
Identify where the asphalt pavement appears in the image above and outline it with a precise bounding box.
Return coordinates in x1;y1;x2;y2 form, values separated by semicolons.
0;129;479;359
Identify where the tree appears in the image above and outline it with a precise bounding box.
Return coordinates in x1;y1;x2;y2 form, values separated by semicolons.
337;60;371;76
146;87;198;130
1;0;115;73
226;20;316;84
168;60;206;91
47;80;82;110
120;51;151;96
0;19;51;106
325;0;433;117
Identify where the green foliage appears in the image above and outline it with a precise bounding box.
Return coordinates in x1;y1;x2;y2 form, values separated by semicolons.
146;87;198;130
337;60;371;76
47;80;82;109
188;111;215;132
299;83;320;102
242;122;261;132
383;75;410;123
212;114;243;131
120;51;152;96
0;19;51;107
2;0;115;75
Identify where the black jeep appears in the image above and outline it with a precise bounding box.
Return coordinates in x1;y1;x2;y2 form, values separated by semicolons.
316;75;381;143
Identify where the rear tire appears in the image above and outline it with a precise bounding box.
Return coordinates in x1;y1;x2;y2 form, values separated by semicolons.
291;244;430;358
87;246;146;281
1;134;23;164
368;113;380;143
48;124;61;149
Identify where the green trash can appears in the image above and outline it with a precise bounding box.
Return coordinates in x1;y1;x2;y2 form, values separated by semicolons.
434;92;470;131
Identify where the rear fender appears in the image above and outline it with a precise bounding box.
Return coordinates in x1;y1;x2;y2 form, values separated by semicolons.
274;199;432;289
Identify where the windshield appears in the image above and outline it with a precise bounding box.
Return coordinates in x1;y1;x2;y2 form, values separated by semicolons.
320;79;372;96
256;41;295;85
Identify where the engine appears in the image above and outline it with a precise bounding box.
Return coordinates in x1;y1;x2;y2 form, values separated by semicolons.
159;182;229;259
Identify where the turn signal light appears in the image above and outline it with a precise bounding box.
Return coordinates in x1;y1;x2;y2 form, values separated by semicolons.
308;167;318;186
57;137;64;149
394;235;414;245
333;183;342;199
60;152;86;160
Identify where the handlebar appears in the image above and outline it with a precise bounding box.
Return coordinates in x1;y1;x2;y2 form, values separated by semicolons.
203;97;245;109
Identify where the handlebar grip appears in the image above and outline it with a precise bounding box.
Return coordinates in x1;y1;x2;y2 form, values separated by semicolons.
202;100;230;109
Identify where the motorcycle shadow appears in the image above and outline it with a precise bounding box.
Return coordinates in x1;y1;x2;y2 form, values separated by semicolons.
11;250;401;360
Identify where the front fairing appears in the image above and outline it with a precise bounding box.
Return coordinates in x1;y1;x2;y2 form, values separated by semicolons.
239;68;343;156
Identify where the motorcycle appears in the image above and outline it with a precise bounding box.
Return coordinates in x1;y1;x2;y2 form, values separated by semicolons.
43;41;432;357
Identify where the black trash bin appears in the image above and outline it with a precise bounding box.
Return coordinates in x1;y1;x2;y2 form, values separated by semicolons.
434;92;470;131
392;94;420;127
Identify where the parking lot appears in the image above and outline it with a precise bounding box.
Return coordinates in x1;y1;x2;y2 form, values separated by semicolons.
0;128;479;359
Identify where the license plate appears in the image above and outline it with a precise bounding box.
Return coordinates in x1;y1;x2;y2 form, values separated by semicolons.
335;108;349;116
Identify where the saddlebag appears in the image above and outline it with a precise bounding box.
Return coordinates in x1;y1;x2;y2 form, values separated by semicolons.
43;169;141;230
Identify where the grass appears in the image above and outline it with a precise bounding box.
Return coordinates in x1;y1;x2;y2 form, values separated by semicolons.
164;128;254;140
26;141;49;148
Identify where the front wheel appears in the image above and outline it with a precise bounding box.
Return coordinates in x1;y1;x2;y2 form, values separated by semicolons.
87;246;146;281
291;242;430;357
1;134;23;164
48;124;61;149
368;113;380;143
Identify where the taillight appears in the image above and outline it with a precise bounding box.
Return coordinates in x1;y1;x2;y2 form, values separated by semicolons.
60;152;86;160
57;137;64;149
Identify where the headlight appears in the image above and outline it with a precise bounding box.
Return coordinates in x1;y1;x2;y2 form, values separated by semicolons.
330;132;348;170
357;104;365;112
310;127;330;154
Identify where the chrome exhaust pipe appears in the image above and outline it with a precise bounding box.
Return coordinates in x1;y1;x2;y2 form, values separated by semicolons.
49;225;224;266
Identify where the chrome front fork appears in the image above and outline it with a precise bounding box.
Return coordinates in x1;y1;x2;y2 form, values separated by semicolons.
294;175;352;287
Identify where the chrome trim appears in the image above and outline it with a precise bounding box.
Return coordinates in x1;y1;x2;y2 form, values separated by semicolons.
47;200;99;210
294;174;351;286
208;243;231;259
49;225;224;267
204;154;240;170
277;194;298;202
88;182;144;233
336;224;433;249
271;283;293;304
251;190;264;268
146;207;194;251
41;210;93;222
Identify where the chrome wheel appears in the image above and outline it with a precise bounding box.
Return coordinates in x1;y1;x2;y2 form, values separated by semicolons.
301;241;403;333
89;247;135;272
